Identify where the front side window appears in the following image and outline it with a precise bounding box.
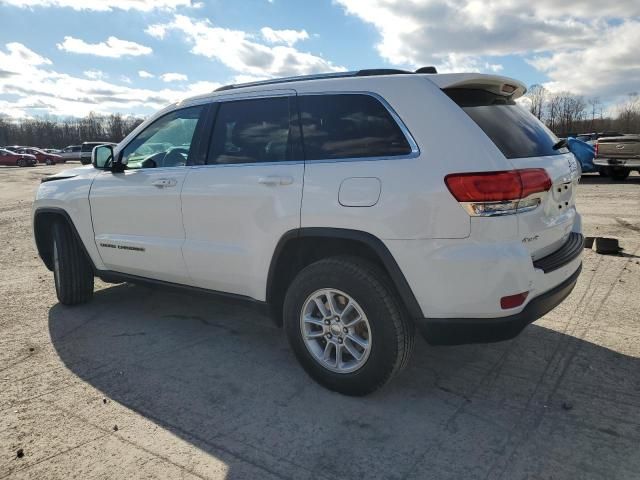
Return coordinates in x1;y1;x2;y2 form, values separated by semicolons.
298;94;412;161
121;105;205;169
208;96;293;164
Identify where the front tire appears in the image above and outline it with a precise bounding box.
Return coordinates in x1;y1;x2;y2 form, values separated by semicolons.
283;256;414;396
52;222;94;305
45;158;54;165
16;158;25;167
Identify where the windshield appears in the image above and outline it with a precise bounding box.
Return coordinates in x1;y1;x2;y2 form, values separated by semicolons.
445;88;568;159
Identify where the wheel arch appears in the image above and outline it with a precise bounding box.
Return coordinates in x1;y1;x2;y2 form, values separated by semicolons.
266;228;423;325
33;207;96;272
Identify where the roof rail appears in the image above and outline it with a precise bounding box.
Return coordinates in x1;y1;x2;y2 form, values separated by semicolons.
213;67;437;92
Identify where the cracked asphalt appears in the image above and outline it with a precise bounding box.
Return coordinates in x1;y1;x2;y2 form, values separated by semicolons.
1;165;639;480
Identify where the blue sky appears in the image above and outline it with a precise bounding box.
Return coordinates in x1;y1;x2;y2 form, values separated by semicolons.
0;0;638;118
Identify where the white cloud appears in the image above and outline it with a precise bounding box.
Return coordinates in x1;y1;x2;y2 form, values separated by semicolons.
160;72;188;82
231;74;270;84
146;15;345;77
528;21;640;98
334;0;640;100
138;70;154;78
0;42;51;71
0;42;220;118
145;24;168;40
84;69;105;80
260;27;309;47
0;0;196;11
57;36;152;58
433;53;504;74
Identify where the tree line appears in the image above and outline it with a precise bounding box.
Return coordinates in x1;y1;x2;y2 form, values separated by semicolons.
525;86;640;136
0;113;144;149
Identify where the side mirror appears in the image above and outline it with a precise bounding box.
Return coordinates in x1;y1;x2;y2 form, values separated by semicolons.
92;145;114;170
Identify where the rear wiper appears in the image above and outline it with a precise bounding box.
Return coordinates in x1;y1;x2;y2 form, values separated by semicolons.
553;139;567;150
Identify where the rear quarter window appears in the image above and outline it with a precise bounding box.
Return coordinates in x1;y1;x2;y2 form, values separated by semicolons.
297;94;412;160
445;88;567;159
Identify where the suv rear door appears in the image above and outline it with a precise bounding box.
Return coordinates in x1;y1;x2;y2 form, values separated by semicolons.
180;90;304;299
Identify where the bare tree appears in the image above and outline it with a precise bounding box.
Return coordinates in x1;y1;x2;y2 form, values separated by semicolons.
587;97;601;131
0;112;143;148
526;84;547;120
615;93;640;133
547;94;561;133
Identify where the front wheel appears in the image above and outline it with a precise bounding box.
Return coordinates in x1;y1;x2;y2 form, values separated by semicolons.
45;158;55;165
52;222;94;305
283;256;414;396
610;167;630;181
16;158;26;167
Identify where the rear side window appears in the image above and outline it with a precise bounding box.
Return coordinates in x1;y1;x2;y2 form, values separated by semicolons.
298;94;412;160
208;96;295;164
445;88;567;159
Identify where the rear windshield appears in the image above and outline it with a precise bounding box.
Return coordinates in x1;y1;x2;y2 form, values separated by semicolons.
445;88;567;159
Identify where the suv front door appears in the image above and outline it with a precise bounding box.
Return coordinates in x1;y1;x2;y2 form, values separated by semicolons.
89;104;209;283
181;92;304;299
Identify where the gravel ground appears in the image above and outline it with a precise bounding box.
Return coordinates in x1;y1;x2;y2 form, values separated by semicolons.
1;164;639;480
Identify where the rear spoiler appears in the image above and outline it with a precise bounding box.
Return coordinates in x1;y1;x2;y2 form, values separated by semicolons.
427;73;527;100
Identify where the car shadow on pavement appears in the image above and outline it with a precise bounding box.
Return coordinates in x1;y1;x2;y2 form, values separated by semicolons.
48;283;640;480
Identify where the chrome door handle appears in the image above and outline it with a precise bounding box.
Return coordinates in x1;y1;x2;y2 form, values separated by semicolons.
151;178;177;188
258;176;294;186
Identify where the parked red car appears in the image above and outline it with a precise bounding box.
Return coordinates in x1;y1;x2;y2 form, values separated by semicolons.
17;147;63;165
0;148;37;167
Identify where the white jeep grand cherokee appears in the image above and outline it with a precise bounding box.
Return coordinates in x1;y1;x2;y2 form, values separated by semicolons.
33;69;583;396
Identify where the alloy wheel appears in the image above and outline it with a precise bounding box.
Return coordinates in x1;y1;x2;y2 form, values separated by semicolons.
300;289;372;373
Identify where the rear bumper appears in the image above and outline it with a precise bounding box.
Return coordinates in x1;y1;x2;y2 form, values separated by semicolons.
594;157;640;168
418;263;582;345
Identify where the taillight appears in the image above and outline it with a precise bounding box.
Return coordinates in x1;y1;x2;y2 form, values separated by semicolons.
518;169;552;197
445;168;551;217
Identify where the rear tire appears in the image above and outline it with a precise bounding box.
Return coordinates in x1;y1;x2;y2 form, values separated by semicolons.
598;167;610;177
610;167;630;181
45;158;54;165
52;222;94;305
283;256;414;396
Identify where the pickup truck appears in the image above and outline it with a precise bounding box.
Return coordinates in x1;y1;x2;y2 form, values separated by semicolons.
595;135;640;180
